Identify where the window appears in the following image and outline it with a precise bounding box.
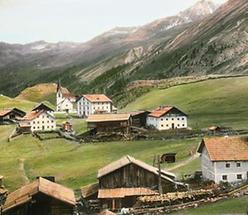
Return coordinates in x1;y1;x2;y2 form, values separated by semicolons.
225;163;230;168
172;118;174;121
33;127;35;129
166;118;168;121
166;124;169;127
237;174;242;180
182;124;185;127
177;118;180;120
161;125;164;127
222;175;227;180
33;121;35;124
161;118;163;121
182;117;184;120
47;126;50;129
177;124;180;127
236;163;241;167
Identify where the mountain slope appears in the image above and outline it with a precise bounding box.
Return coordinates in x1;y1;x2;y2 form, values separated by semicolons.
0;0;219;96
133;0;248;79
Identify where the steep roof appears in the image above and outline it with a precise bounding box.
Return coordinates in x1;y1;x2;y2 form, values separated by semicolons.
148;106;187;118
0;110;12;117
87;114;130;123
198;137;248;161
3;177;76;212
81;183;99;198
98;188;158;199
97;155;176;181
21;110;54;121
32;103;54;112
83;94;112;103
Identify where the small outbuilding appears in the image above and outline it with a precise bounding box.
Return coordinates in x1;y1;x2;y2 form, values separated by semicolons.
130;111;150;128
2;177;76;215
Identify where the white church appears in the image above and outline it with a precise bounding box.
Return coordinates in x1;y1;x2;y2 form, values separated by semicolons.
56;81;76;113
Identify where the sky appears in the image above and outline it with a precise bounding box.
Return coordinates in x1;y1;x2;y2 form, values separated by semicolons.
0;0;227;44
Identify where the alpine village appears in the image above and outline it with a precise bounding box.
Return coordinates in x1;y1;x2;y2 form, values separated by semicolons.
0;0;248;214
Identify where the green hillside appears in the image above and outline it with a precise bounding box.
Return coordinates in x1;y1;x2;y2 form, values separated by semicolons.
0;124;200;191
0;94;35;111
123;77;248;129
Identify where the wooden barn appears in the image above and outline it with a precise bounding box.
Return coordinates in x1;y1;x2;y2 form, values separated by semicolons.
2;177;76;215
97;155;180;210
86;114;131;133
0;108;26;124
130;111;150;128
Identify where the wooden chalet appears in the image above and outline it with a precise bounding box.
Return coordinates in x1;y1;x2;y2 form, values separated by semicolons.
86;114;131;133
0;108;26;124
2;177;76;215
96;155;181;210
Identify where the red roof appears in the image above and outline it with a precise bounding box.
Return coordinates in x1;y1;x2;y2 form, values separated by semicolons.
83;94;112;103
198;137;248;161
0;109;12;117
149;106;173;118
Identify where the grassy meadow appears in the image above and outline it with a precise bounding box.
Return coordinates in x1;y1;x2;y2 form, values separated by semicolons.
0;124;200;191
123;77;248;129
172;196;248;215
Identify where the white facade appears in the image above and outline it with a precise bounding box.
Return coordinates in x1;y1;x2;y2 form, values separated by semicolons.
56;86;76;113
20;112;56;132
77;97;112;118
201;147;248;184
147;115;187;131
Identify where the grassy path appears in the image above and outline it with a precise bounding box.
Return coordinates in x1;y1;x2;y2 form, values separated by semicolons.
18;158;30;184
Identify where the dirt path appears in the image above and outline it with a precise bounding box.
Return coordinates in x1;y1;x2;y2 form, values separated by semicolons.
19;158;30;184
167;153;199;171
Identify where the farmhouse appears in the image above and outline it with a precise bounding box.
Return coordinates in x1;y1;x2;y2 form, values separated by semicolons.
56;81;76;113
86;113;131;133
198;137;248;184
77;94;114;118
18;103;56;132
0;108;25;124
96;155;181;210
146;106;188;130
2;177;76;215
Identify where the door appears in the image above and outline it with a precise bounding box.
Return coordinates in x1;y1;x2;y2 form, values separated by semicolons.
172;123;175;129
42;126;45;130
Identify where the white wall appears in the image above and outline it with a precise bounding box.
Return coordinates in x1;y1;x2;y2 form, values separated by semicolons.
56;91;76;113
30;112;56;132
201;146;248;184
214;161;248;184
201;148;215;181
147;115;187;130
77;97;112;118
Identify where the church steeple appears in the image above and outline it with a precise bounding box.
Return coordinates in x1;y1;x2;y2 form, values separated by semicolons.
57;80;62;93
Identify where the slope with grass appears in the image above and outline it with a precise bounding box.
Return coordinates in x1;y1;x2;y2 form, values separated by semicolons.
0;124;200;191
172;196;248;215
0;94;35;112
123;77;248;129
16;83;69;105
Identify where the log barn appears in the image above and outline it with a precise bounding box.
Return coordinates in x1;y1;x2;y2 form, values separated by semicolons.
86;114;131;133
130;111;150;128
2;177;76;215
97;155;180;210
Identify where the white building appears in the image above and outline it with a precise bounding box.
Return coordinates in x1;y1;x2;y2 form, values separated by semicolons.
77;94;114;118
146;106;188;130
56;81;76;113
198;137;248;184
19;103;56;132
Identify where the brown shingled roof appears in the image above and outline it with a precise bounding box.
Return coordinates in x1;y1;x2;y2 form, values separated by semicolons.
87;114;130;123
84;94;112;103
198;137;248;161
81;183;99;198
97;155;175;181
21;110;43;121
98;188;158;199
3;177;76;212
